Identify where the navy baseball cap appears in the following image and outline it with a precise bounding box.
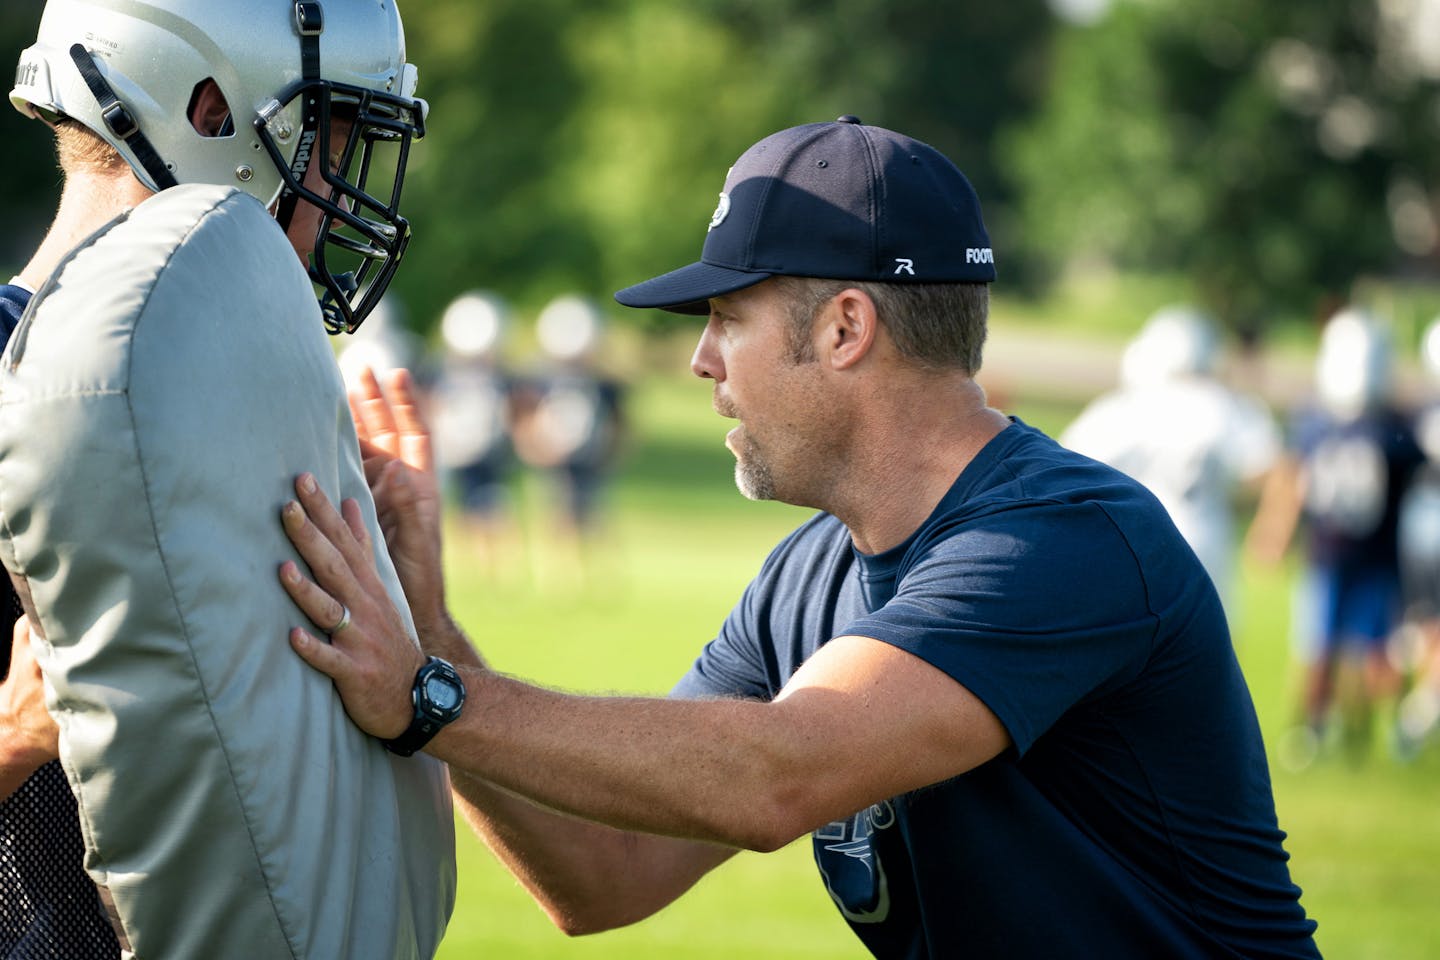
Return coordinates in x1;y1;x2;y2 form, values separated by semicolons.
614;116;995;315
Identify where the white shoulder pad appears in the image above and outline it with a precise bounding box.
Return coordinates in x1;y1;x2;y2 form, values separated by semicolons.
0;183;454;958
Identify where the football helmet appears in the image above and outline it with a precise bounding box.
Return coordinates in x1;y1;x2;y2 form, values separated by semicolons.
1316;307;1393;419
9;0;427;333
1119;304;1220;388
537;294;604;363
441;291;509;360
1420;315;1440;383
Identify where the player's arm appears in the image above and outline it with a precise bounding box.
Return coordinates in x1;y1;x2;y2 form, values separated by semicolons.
0;615;59;801
1244;452;1304;565
278;476;1010;851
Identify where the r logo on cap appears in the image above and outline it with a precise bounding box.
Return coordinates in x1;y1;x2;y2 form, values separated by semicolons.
709;192;731;231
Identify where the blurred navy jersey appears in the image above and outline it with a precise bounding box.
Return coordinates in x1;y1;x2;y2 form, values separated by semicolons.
1289;404;1424;574
674;420;1318;959
0;282;120;957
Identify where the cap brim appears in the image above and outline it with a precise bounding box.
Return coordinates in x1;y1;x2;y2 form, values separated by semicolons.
614;261;772;315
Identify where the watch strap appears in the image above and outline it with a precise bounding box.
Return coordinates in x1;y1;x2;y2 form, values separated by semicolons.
383;656;465;757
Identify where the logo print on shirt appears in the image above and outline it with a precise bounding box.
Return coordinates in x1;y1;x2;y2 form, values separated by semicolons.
814;800;895;923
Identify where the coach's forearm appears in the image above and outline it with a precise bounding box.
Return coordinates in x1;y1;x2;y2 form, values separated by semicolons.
449;768;735;935
428;668;822;853
415;607;484;670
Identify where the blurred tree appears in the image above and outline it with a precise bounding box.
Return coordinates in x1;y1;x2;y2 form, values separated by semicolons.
0;0;1055;336
393;0;1053;334
1006;0;1440;335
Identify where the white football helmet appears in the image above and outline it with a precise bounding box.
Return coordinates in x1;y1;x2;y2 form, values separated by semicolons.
441;291;508;360
537;294;604;363
1420;315;1440;383
9;0;427;334
1119;304;1220;388
1316;307;1393;419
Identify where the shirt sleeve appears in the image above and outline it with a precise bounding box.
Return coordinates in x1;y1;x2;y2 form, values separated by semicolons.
840;501;1163;755
669;581;776;701
668;530;797;702
669;512;844;702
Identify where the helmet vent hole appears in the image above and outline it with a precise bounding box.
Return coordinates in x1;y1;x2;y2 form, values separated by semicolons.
187;78;234;138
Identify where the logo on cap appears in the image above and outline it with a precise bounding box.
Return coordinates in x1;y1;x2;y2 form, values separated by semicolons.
709;192;731;232
966;248;994;265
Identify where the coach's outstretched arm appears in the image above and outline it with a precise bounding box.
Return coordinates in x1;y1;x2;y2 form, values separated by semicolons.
280;480;1007;908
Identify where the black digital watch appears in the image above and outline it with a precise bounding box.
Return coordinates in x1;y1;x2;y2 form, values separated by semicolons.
383;655;466;757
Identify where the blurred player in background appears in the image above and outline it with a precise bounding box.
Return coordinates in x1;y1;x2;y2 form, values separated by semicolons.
1062;305;1280;617
511;293;625;587
429;289;519;579
1248;307;1424;766
1395;315;1440;756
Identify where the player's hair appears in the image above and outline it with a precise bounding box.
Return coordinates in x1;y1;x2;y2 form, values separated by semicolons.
53;119;127;176
773;276;989;374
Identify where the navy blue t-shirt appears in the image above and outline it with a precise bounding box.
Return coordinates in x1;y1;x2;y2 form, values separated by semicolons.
674;421;1318;959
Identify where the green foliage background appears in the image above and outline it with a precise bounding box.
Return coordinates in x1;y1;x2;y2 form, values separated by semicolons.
3;0;1436;337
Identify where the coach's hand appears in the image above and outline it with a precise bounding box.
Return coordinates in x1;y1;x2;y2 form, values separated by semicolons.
279;473;426;740
348;367;448;634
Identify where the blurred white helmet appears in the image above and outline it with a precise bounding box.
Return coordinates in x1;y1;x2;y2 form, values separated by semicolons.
1119;304;1219;388
1316;307;1392;419
10;0;428;334
441;291;508;359
536;294;604;363
1420;315;1440;383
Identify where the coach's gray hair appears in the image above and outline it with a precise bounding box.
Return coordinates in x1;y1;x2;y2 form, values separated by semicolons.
772;276;989;374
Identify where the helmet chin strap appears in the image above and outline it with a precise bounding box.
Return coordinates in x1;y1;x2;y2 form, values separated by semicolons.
273;2;325;232
68;44;178;192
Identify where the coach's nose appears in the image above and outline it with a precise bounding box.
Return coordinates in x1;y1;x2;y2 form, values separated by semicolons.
690;316;724;382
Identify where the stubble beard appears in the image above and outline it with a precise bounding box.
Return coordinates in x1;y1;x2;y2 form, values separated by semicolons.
716;393;777;501
733;433;777;501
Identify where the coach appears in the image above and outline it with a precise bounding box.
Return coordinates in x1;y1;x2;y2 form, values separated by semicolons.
278;117;1320;958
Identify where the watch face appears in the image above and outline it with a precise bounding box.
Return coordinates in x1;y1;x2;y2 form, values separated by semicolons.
425;674;461;711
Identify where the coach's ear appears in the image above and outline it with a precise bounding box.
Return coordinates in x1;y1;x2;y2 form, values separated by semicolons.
821;287;879;371
188;79;233;138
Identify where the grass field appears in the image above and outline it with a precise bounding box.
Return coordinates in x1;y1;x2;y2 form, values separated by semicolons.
431;369;1440;959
